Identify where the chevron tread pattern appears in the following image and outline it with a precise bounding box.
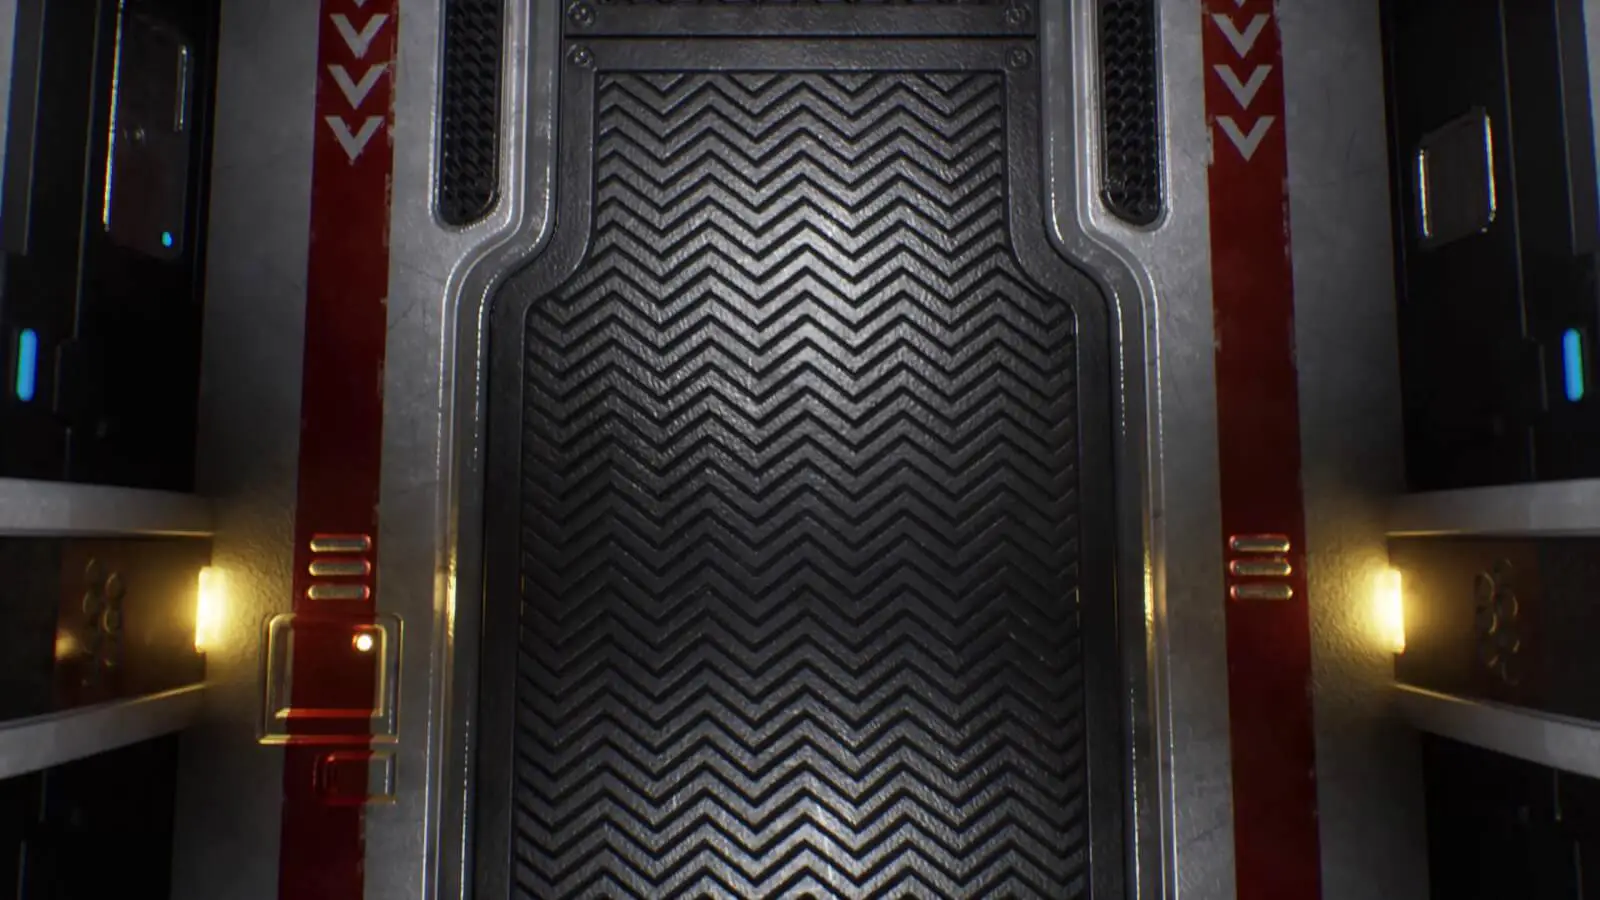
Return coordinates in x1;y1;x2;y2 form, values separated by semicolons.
515;71;1092;899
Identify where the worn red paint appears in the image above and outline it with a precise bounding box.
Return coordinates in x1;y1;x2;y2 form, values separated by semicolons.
1201;1;1323;897
279;0;398;896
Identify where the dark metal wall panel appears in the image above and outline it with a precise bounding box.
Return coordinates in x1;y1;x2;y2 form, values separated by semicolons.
1383;0;1600;489
0;537;209;721
1422;736;1593;900
0;0;221;491
478;40;1123;900
1393;535;1600;723
0;736;182;899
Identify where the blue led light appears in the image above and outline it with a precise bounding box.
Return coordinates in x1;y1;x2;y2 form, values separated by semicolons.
1565;328;1587;403
161;231;174;248
15;329;38;402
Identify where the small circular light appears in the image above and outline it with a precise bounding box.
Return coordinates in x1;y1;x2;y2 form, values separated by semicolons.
161;231;174;248
353;632;376;654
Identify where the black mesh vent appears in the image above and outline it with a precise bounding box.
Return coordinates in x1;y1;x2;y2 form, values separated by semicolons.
1098;0;1161;225
438;0;503;225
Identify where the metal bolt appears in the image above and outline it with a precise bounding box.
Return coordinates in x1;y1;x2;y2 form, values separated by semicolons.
1006;47;1033;70
568;45;594;69
567;2;596;28
1003;4;1030;27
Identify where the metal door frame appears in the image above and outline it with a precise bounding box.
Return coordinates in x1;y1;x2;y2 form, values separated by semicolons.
431;4;1167;899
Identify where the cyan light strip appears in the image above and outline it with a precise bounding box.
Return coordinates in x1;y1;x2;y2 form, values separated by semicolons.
1564;328;1587;403
15;329;38;402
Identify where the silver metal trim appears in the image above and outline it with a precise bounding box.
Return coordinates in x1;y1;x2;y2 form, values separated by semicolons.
1413;108;1497;249
0;478;213;537
175;44;192;132
1397;683;1600;781
309;535;372;554
1415;147;1431;240
1483;113;1499;228
308;559;370;577
0;684;205;780
1229;583;1294;601
1389;480;1600;537
102;0;129;229
1229;558;1293;578
423;0;558;897
1047;3;1167;896
306;583;370;600
1231;534;1292;554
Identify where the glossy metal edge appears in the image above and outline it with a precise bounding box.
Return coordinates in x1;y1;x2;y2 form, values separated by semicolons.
169;0;320;895
364;0;558;895
1397;683;1600;782
1048;0;1214;896
1279;3;1430;896
0;478;213;537
0;685;206;782
1389;479;1600;537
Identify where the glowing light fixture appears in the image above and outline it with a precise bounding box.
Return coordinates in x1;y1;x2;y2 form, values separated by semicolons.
1563;328;1586;402
196;566;223;652
15;328;38;402
1376;567;1405;654
352;632;376;654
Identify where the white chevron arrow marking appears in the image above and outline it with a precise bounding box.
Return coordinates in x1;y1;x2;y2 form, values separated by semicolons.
1214;64;1272;109
326;115;384;162
1217;115;1275;162
329;63;388;109
331;13;388;60
1213;13;1269;58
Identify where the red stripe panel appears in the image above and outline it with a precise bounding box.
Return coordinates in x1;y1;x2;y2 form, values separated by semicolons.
279;0;398;896
1201;1;1323;898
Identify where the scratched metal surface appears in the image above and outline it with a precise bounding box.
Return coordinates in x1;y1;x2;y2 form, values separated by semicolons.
1048;1;1235;896
1278;1;1429;897
1054;2;1430;897
167;1;316;897
167;0;1431;897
